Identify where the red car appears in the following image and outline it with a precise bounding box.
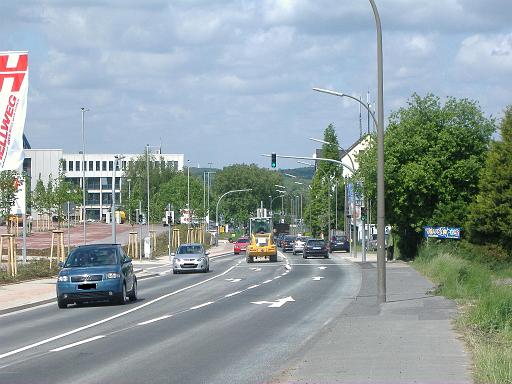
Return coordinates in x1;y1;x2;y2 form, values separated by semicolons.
233;237;250;254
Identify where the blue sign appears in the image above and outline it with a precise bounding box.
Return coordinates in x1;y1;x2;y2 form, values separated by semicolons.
424;226;461;239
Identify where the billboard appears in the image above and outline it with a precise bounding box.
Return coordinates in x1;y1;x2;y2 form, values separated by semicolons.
424;226;461;239
0;51;28;171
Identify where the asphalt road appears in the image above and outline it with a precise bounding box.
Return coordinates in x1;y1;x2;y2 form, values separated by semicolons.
0;251;361;384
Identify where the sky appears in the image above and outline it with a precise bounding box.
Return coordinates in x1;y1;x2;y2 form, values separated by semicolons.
2;0;511;168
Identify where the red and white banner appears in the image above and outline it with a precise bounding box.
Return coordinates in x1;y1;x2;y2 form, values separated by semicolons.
0;51;28;171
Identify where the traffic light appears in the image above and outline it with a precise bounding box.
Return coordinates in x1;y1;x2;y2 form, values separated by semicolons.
271;153;277;168
361;206;367;221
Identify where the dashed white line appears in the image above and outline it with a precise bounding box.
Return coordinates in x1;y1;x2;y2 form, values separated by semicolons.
225;291;242;298
138;315;173;325
190;302;214;310
50;335;105;352
247;284;260;290
262;280;272;284
274;276;281;279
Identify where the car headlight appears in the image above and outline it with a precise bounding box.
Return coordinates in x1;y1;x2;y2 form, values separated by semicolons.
58;275;69;282
197;257;205;262
106;272;120;279
174;258;181;264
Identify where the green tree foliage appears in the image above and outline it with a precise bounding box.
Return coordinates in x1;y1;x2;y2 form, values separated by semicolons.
467;106;512;253
0;171;19;228
212;164;283;227
307;124;345;236
358;94;495;258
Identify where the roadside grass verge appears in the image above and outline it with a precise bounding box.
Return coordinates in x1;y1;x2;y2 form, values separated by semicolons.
0;258;59;284
413;242;512;383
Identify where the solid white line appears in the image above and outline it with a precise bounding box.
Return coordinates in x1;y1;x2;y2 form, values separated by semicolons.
50;335;105;352
0;302;54;319
138;315;172;326
247;284;260;290
0;264;238;360
262;280;272;284
225;291;242;298
190;302;214;310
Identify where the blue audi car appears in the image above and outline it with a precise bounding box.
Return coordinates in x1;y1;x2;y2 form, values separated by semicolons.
56;244;137;308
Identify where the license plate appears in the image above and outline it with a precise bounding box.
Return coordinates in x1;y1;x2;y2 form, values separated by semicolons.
254;256;269;261
313;247;321;250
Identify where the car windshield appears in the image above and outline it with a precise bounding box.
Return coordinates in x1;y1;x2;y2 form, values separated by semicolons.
178;245;204;254
237;238;249;243
334;236;347;242
284;236;296;241
308;240;325;247
296;237;306;242
65;247;118;267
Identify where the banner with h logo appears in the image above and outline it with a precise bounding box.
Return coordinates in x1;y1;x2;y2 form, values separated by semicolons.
0;51;28;171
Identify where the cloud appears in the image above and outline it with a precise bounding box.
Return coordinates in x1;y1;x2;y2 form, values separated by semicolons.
456;33;512;74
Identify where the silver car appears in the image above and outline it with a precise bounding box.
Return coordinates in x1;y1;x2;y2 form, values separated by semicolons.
292;237;307;255
172;243;210;274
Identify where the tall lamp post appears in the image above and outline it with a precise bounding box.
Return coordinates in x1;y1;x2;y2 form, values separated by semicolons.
127;178;131;225
310;0;385;303
216;189;252;235
112;155;125;244
80;107;89;244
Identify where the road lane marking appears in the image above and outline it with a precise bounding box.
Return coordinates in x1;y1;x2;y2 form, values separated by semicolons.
250;267;262;271
247;284;260;290
251;296;295;308
312;276;325;281
318;266;327;270
138;315;173;326
190;302;214;310
0;302;55;319
225;291;242;298
0;264;238;360
50;335;105;352
262;280;272;284
225;278;242;282
274;276;281;279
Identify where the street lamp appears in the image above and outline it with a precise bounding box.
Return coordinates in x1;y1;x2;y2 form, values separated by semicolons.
216;189;252;234
80;107;89;244
112;155;125;244
127;178;131;225
187;159;191;228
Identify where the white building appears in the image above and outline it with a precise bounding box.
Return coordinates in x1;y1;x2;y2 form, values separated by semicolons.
24;149;184;221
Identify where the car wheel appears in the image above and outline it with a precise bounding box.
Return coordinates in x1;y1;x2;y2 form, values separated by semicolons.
206;264;210;272
57;299;68;309
128;278;138;301
246;256;252;263
234;252;239;255
116;283;128;305
270;253;278;262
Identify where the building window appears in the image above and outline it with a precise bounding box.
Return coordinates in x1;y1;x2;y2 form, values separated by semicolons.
69;161;73;171
75;161;80;171
102;161;107;171
109;161;113;171
62;161;66;171
122;161;127;170
101;177;112;189
102;193;112;205
96;161;100;171
89;161;93;171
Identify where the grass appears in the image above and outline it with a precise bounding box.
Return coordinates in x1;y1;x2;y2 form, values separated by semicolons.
0;258;59;284
413;242;512;383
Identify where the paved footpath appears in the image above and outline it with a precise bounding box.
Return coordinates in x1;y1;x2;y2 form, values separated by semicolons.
274;252;473;383
0;241;233;314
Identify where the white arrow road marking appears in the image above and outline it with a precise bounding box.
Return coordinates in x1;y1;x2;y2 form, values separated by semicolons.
50;335;105;352
318;266;327;270
312;276;325;281
225;278;242;282
251;296;295;308
251;267;262;271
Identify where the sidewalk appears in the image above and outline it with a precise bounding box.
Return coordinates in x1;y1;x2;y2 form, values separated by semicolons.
0;241;233;314
276;251;473;383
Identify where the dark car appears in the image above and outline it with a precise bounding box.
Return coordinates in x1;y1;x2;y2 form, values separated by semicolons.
56;244;137;309
303;239;329;259
276;233;285;248
329;235;350;252
281;235;297;252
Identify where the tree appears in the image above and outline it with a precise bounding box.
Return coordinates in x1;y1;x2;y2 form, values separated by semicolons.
357;94;495;258
0;171;19;230
52;161;82;226
212;164;283;228
467;105;512;253
307;124;344;236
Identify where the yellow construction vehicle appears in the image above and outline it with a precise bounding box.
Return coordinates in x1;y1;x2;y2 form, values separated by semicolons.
246;213;277;263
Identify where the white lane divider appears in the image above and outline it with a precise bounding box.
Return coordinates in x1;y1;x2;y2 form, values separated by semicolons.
262;280;272;284
312;276;325;281
250;267;262;271
190;302;214;310
318;266;327;270
274;276;281;280
0;264;238;360
247;284;260;290
225;278;242;283
225;291;242;298
50;335;105;352
138;315;173;326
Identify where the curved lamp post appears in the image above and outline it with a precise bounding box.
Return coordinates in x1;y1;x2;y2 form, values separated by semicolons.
216;189;252;234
